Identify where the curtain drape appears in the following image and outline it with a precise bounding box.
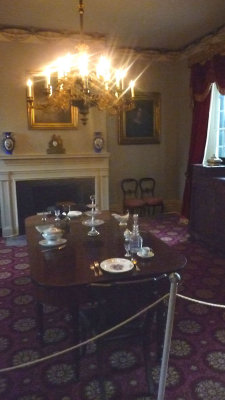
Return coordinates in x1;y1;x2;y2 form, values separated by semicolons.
181;54;225;219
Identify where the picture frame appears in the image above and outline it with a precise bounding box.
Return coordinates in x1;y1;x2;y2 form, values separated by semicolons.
118;92;161;144
27;75;78;130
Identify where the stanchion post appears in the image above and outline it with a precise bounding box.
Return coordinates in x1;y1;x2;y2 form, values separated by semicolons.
157;272;180;400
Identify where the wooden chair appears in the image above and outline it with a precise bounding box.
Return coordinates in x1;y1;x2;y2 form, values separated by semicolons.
139;177;164;215
88;274;169;399
121;178;145;214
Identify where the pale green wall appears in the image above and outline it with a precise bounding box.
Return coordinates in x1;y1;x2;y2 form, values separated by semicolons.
0;40;192;212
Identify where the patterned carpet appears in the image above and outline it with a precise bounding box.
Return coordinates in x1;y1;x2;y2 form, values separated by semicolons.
0;213;225;400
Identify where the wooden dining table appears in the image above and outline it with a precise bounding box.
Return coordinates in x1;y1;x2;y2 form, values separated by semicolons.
25;211;187;344
25;211;186;289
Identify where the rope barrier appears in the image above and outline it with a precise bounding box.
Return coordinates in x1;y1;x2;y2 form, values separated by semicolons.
177;293;225;308
1;291;225;374
0;293;169;373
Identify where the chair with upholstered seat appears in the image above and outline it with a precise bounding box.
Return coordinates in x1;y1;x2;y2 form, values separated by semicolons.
121;178;145;215
139;177;164;215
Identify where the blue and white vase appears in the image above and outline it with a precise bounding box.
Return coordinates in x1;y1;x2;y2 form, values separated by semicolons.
93;132;104;153
2;132;15;155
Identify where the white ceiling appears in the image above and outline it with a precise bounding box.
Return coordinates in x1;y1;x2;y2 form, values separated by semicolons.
0;0;225;51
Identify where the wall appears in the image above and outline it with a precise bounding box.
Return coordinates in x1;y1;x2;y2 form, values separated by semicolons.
0;40;107;154
107;58;192;211
0;39;192;213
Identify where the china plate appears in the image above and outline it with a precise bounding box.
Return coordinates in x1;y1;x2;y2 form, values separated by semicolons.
100;258;134;273
82;219;104;227
68;211;82;218
137;251;154;259
39;238;67;247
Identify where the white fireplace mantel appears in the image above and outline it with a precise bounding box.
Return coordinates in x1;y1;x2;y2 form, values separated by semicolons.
0;153;110;237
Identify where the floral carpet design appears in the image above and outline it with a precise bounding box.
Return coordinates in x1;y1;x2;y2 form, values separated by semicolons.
0;213;225;400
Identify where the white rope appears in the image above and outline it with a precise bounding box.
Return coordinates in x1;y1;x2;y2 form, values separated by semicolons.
0;293;169;373
177;293;225;308
2;292;225;374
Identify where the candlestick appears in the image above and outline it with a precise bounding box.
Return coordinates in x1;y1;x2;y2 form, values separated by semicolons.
130;80;135;98
27;79;32;97
44;68;51;89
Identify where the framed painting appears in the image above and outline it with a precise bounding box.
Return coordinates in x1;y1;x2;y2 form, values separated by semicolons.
118;92;161;144
27;75;78;130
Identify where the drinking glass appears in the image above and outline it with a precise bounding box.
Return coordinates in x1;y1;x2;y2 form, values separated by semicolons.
124;239;131;257
62;204;71;221
54;208;61;221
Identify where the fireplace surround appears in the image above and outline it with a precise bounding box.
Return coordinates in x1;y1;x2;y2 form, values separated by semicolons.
0;153;109;237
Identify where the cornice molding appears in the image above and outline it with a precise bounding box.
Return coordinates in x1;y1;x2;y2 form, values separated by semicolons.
0;25;225;65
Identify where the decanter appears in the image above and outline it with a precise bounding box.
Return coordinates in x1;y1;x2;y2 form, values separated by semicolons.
129;214;143;255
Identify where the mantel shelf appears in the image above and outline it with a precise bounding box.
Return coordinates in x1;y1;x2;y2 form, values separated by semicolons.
0;152;110;161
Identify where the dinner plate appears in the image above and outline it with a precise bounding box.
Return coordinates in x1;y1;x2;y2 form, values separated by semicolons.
137;251;154;259
68;210;82;218
39;238;67;247
100;258;134;273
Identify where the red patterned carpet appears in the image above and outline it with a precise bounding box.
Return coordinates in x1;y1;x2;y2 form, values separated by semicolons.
0;213;225;400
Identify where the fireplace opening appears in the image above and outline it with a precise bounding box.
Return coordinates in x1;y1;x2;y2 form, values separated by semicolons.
16;178;95;234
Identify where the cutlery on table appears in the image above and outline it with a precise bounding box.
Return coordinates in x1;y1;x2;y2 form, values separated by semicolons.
132;259;140;272
94;261;103;276
90;264;98;276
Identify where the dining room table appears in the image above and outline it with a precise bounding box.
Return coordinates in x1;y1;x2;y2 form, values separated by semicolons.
25;210;187;343
25;210;186;287
25;209;187;395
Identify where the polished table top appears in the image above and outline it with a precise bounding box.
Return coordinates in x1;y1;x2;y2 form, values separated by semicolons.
25;212;187;290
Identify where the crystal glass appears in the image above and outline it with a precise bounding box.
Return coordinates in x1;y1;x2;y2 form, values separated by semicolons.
62;204;71;221
54;208;61;221
129;214;143;255
124;238;131;257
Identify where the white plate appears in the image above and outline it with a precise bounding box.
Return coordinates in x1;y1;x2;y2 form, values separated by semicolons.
39;238;67;247
137;251;154;259
100;258;134;273
82;219;104;227
68;211;82;218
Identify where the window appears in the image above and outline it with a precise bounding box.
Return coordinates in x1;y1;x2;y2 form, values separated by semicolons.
203;84;225;163
218;93;225;158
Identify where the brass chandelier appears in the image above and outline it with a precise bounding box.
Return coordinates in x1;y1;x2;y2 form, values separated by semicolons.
27;0;136;125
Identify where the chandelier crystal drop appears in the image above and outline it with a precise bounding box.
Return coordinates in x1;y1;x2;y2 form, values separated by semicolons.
27;0;136;125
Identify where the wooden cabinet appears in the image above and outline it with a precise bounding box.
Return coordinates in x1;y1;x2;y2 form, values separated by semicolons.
189;164;225;251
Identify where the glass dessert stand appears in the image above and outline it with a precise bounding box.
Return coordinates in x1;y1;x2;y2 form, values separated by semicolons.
82;195;104;236
82;217;104;236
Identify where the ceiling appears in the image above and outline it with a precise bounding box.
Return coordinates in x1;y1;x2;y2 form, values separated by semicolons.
0;0;225;51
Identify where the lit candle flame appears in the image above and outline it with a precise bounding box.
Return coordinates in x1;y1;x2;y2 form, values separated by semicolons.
77;52;89;77
96;56;110;82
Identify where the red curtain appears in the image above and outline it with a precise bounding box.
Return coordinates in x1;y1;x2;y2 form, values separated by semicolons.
181;54;225;219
